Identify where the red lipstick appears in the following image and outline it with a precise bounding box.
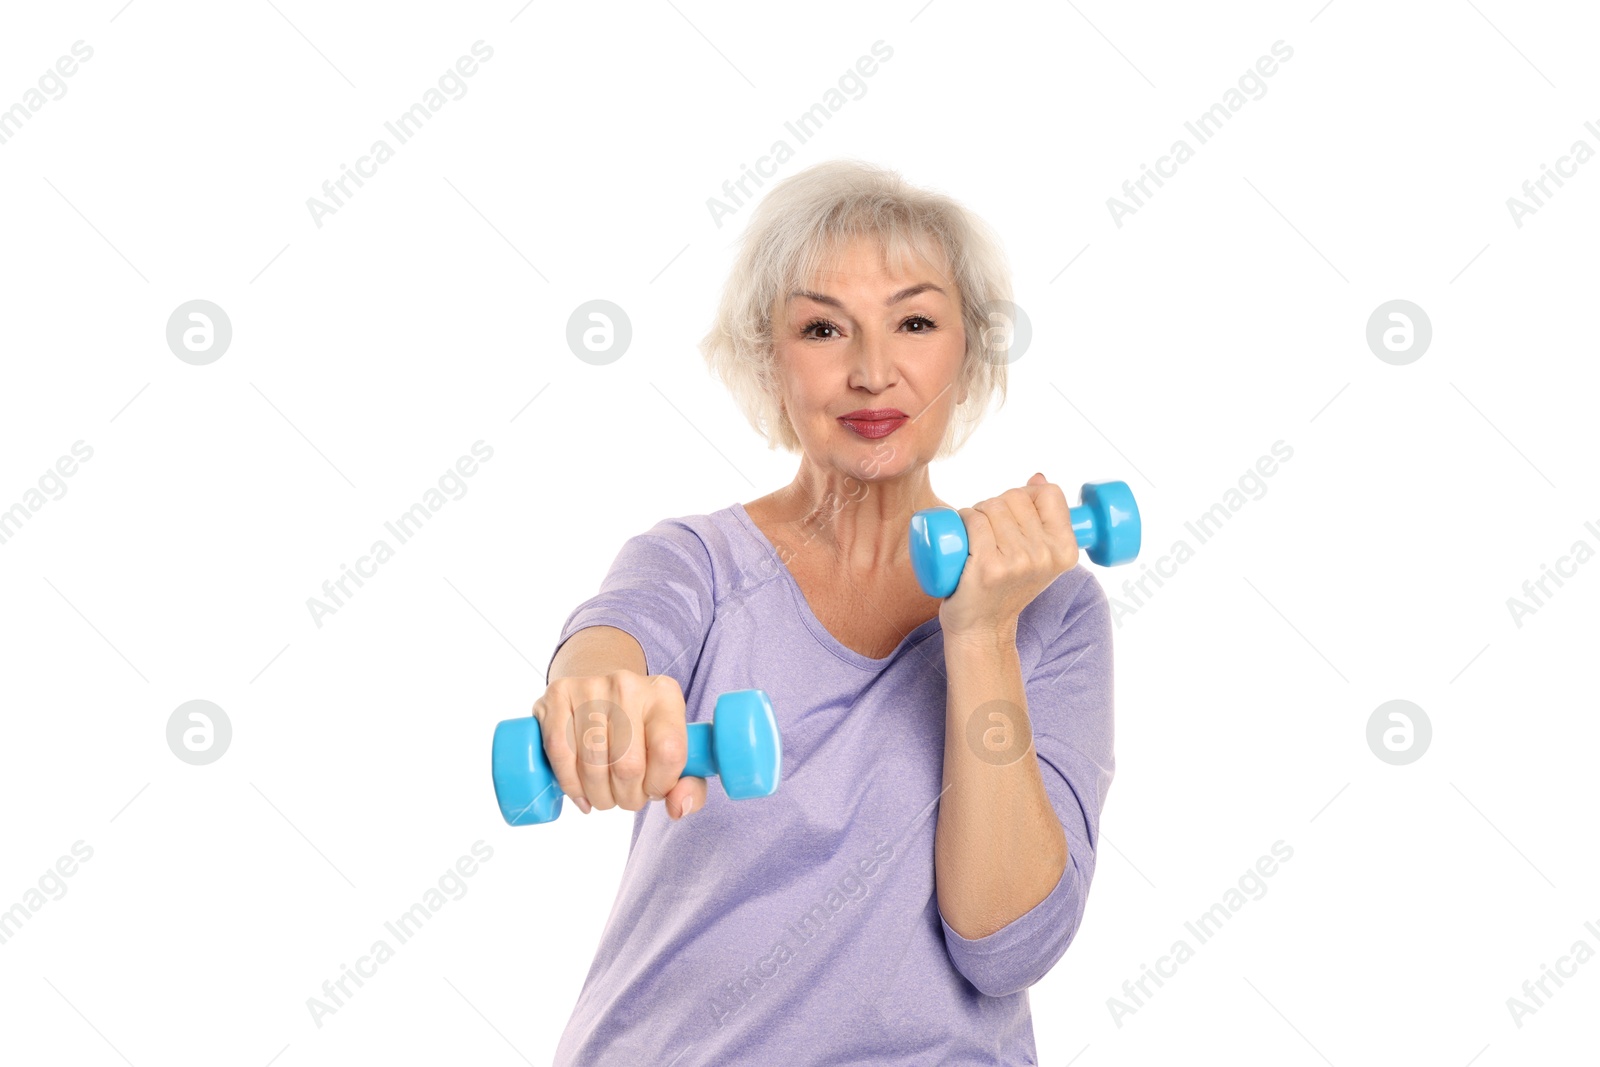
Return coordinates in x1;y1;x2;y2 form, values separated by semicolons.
838;408;908;440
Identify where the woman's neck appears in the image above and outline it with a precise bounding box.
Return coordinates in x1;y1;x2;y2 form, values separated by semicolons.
756;459;947;573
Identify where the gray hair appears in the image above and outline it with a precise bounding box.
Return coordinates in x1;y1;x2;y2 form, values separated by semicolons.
698;159;1012;458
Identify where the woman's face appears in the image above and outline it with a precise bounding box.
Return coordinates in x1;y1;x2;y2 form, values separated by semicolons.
772;235;967;482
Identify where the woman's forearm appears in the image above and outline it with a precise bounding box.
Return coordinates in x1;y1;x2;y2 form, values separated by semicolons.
934;626;1069;939
546;625;647;684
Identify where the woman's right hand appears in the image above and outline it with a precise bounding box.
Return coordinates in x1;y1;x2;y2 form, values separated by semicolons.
532;671;707;821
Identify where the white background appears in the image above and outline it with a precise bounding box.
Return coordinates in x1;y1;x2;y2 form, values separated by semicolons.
1;1;1596;1064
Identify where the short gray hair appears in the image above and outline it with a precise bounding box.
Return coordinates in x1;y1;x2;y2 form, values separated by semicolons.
698;159;1012;458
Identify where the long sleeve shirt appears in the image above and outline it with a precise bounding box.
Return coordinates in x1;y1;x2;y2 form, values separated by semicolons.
545;502;1115;1066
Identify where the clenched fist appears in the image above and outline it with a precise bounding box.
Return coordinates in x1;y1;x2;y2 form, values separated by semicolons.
938;472;1080;640
532;670;707;820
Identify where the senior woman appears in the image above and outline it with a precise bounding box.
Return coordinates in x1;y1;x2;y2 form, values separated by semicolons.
539;159;1114;1065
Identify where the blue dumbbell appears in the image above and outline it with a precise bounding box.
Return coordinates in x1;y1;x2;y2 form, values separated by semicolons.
492;688;782;826
909;479;1141;598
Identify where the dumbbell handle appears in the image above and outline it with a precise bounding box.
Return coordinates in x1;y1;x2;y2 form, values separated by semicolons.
681;721;718;779
513;719;723;776
1067;504;1106;558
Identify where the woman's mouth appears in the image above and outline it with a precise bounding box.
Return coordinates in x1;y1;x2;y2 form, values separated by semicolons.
838;409;908;439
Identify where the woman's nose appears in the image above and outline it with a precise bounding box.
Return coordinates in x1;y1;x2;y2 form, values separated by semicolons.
848;334;898;391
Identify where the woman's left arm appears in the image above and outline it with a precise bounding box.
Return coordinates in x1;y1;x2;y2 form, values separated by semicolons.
931;474;1115;997
936;624;1069;938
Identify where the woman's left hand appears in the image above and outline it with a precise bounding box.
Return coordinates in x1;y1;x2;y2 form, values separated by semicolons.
938;473;1080;641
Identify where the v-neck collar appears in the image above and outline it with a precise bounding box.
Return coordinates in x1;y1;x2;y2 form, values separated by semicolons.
727;501;942;672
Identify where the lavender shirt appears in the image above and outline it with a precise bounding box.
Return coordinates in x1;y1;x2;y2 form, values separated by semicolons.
546;503;1115;1066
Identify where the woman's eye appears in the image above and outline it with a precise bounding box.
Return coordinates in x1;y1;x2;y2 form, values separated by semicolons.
802;316;932;339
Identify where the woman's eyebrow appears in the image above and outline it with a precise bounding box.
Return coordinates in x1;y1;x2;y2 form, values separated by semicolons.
789;282;946;308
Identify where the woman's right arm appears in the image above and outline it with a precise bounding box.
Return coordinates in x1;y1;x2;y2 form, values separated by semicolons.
540;519;718;820
538;624;707;820
546;625;647;684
